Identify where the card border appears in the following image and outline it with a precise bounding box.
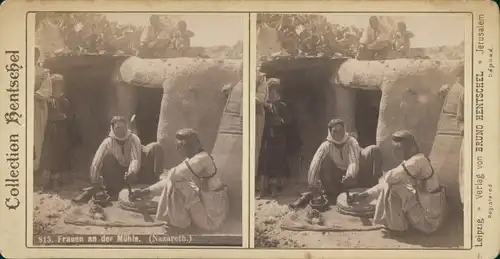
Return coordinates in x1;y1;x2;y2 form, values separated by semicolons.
26;10;472;251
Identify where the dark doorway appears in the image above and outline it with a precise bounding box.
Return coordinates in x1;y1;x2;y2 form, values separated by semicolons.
134;87;164;145
63;71;113;173
354;89;381;148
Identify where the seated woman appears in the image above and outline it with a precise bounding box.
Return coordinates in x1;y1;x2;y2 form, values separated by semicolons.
290;118;382;208
352;130;448;234
132;128;229;232
73;116;164;203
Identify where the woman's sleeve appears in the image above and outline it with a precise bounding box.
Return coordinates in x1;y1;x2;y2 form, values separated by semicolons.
345;138;361;179
384;167;404;184
60;98;71;115
266;102;291;127
275;102;292;125
90;138;111;183
308;142;329;188
128;135;142;175
147;176;169;195
385;156;424;184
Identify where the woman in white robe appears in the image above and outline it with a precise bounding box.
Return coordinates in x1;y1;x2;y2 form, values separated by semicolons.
133;128;229;231
353;130;448;234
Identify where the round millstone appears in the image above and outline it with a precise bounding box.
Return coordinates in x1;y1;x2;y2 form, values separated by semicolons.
336;187;376;217
118;185;160;214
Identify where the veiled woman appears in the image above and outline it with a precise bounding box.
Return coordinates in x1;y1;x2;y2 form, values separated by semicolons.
352;130;447;234
34;46;51;172
38;74;72;189
133;129;229;232
256;78;293;197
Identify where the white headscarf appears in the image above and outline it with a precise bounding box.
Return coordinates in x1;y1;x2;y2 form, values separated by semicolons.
326;129;349;145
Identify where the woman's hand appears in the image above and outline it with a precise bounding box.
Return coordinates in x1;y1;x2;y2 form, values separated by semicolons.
350;192;369;203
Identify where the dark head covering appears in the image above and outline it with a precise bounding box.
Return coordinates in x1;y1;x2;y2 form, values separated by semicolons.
328;118;345;129
392;130;419;149
176;128;203;153
369;16;379;25
397;21;407;30
150;15;160;24
178;20;187;29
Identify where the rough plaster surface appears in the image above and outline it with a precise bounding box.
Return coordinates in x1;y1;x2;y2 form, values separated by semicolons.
429;83;464;206
211;81;244;218
155;58;242;168
112;56;243;176
332;59;462;172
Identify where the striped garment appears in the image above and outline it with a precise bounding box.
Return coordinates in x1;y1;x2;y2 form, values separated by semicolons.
90;132;142;183
308;135;361;187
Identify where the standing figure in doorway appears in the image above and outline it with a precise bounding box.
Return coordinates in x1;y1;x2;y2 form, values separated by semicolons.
257;78;293;198
38;74;72;190
34;46;50;173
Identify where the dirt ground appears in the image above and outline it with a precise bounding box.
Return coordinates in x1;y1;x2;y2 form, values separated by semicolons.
33;170;242;238
254;178;464;249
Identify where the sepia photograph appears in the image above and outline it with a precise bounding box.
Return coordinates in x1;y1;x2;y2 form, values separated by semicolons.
32;12;244;246
0;1;498;258
254;13;466;249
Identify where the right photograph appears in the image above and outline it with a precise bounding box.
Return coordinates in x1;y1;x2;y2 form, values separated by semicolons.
254;13;466;249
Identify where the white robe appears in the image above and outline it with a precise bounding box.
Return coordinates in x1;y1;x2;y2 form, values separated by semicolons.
365;153;447;233
148;151;229;230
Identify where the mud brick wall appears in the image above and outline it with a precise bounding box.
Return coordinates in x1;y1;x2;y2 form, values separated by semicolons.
332;59;462;170
334;58;463;203
211;81;243;219
114;57;243;169
258;58;463;203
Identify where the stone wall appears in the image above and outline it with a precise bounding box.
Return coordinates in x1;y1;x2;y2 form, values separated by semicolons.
211;81;243;221
257;58;463;202
156;58;242;168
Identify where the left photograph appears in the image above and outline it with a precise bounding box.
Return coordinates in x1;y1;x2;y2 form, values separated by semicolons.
32;12;244;246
